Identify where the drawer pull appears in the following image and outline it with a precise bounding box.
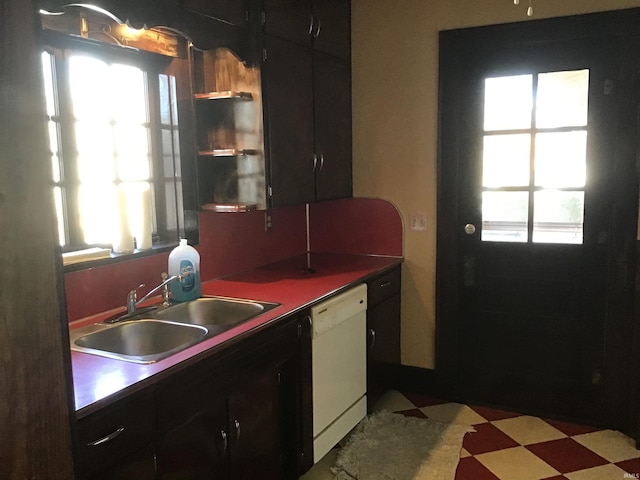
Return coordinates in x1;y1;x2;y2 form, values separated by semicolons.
233;419;241;444
87;426;125;447
220;429;228;455
379;281;392;288
369;328;376;350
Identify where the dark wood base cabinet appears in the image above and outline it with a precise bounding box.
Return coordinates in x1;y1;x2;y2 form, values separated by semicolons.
366;266;402;408
75;315;306;480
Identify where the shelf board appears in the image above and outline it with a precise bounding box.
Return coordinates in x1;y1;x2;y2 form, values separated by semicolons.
194;91;253;101
198;149;259;157
201;203;258;212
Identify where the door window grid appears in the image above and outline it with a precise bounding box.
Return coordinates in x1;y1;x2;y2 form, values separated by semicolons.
481;70;588;244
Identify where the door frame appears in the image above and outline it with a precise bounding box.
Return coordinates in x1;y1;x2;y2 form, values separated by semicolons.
436;8;640;434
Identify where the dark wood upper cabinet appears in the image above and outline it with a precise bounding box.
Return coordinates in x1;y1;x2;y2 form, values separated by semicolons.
313;51;352;202
183;0;248;27
264;35;316;207
263;0;350;60
311;0;350;60
263;0;352;208
264;0;313;47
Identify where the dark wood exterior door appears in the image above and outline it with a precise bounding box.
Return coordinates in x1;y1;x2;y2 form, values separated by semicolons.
437;20;625;423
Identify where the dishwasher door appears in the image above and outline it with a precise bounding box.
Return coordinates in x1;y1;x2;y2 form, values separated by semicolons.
311;284;367;462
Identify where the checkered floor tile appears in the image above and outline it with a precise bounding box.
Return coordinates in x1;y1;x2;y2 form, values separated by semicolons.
300;390;640;480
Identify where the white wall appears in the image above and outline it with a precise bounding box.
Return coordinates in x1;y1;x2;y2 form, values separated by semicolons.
351;0;640;369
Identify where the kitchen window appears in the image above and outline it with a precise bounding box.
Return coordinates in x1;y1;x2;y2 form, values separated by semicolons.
41;36;185;255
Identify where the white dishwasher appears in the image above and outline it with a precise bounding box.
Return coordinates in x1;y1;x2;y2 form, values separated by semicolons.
311;283;368;463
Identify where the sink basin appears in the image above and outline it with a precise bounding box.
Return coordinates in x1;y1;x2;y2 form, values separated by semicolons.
70;296;280;364
71;319;209;364
150;296;280;328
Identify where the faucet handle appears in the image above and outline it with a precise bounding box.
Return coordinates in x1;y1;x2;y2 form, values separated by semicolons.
161;273;172;305
126;283;145;314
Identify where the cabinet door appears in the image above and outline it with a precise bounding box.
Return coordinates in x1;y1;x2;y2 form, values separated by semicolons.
93;445;156;480
313;51;352;202
312;0;350;60
264;35;316;207
368;293;401;365
229;368;283;479
184;0;248;27
156;394;230;479
264;0;313;47
75;394;155;480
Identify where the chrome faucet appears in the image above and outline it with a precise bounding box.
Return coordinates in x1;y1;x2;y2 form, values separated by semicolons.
126;272;183;315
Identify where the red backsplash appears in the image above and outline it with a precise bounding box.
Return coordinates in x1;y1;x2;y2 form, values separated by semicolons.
309;198;404;257
64;199;403;322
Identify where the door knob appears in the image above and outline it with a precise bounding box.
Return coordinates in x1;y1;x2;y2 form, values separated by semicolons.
464;223;476;235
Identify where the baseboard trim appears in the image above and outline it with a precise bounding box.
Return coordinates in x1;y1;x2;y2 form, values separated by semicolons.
390;365;436;394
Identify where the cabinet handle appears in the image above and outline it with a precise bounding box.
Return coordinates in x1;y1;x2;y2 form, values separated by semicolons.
233;419;241;445
314;18;322;38
87;425;125;447
308;13;314;36
319;154;324;171
220;429;228;456
369;328;376;350
312;153;318;172
379;281;392;288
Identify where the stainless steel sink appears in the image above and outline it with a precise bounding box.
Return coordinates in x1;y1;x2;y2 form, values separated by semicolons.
71;319;209;364
70;296;280;364
150;296;280;327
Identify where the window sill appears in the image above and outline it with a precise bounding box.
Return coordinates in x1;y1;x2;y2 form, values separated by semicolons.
62;243;178;274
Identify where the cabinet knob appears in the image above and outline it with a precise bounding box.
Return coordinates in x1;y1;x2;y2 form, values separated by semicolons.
220;429;228;456
308;13;314;36
314;18;322;38
233;419;241;445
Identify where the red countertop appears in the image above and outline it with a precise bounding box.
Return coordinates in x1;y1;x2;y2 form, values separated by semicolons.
71;252;402;417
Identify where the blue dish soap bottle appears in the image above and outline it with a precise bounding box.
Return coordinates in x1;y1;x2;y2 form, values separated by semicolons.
168;239;201;302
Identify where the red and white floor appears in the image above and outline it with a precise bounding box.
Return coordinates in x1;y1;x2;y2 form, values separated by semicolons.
302;390;640;480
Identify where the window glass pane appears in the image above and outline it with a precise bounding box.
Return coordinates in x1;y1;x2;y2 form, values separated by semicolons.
125;182;156;242
536;70;589;128
76;121;115;182
69;55;110;121
483;134;530;187
41;52;56;117
110;64;147;124
482;191;529;242
78;184;117;244
159;74;171;125
115;125;151;181
484;75;532;131
53;187;66;246
48;121;61;182
533;190;584;244
535;131;587;188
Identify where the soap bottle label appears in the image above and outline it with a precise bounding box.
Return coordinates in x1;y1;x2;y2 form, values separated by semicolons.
180;260;195;291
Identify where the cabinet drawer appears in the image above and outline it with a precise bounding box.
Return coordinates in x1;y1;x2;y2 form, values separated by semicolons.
367;267;401;307
76;394;155;478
